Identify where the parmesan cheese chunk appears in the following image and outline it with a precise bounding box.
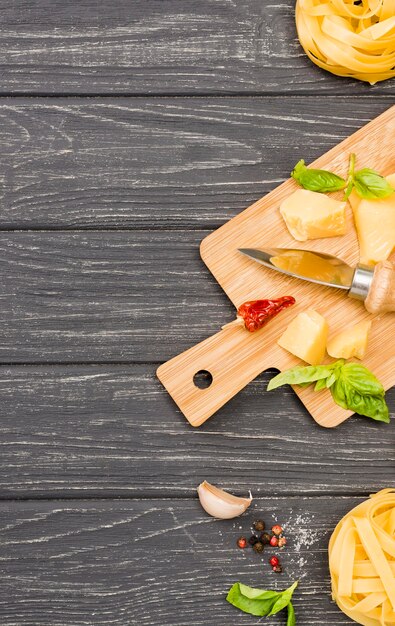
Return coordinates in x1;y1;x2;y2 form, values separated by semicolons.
327;320;372;360
280;189;347;242
349;174;395;266
277;309;328;365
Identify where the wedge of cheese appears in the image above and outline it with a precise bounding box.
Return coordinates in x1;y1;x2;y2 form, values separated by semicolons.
349;173;395;266
327;320;372;360
277;309;328;365
279;189;347;241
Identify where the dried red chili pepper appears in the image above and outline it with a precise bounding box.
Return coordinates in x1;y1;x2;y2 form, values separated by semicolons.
237;296;295;332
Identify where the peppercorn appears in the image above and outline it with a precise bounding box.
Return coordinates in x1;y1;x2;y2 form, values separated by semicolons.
272;524;283;536
278;537;287;548
269;535;279;547
237;536;248;549
248;535;259;546
253;520;265;532
261;532;271;545
253;541;264;553
273;564;283;573
269;556;280;567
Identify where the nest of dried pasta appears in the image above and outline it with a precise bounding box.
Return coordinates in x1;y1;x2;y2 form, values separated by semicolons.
329;490;395;625
296;0;395;84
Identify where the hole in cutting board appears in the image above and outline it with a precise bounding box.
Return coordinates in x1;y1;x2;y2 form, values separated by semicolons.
193;370;213;389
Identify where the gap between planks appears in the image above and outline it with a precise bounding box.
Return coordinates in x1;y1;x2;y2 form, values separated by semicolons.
0;492;374;502
0;92;393;99
0;226;218;233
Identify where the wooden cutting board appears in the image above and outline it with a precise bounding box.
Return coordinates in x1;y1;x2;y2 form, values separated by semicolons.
157;106;395;428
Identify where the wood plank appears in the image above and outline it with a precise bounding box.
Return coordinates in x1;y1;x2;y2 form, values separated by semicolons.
0;1;394;95
0;496;366;625
0;97;392;229
0;364;392;497
0;230;230;362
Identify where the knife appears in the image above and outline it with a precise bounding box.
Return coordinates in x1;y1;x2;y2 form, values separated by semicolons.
238;248;395;315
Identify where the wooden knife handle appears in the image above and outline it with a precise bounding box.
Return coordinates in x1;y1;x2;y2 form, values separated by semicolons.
365;260;395;314
156;321;286;427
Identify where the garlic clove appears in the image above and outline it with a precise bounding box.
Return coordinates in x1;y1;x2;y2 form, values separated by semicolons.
197;481;252;519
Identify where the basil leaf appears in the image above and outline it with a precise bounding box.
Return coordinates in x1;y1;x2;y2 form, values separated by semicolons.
268;582;298;616
353;168;394;199
226;583;275;616
331;363;389;423
291;159;305;179
238;583;279;601
314;378;327;392
287;602;296;626
326;372;338;388
339;363;385;396
331;381;389;423
267;362;343;391
314;369;339;391
365;395;389;423
355;394;389;423
227;581;298;620
291;159;346;193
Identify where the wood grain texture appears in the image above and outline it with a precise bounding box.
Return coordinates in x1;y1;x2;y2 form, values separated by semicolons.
0;1;394;96
0;364;393;498
160;106;395;427
0;496;369;625
0;97;392;229
0;230;232;362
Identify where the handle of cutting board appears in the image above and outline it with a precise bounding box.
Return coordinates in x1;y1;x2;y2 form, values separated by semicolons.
156;321;281;427
365;260;395;314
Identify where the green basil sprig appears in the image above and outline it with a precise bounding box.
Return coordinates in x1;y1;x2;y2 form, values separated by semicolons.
268;360;389;423
226;581;298;624
344;153;394;200
291;160;346;193
291;154;394;200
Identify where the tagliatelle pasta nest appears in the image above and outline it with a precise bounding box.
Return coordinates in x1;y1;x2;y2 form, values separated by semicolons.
329;490;395;625
295;0;395;84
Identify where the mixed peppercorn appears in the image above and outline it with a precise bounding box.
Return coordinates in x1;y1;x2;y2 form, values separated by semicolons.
236;519;287;573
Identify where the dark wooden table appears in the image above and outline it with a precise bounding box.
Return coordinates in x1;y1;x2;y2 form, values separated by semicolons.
0;2;394;624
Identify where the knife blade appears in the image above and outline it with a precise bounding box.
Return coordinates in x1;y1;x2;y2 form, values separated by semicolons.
238;247;355;290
